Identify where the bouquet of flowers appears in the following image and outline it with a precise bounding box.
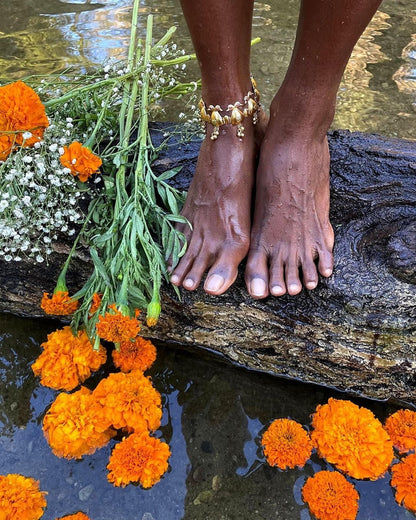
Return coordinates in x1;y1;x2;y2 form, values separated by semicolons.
0;3;199;340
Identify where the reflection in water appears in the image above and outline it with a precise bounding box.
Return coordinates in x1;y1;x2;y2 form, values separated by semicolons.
393;21;416;103
334;10;391;133
0;0;414;138
1;315;414;520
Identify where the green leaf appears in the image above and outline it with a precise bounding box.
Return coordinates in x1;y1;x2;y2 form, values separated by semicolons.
157;166;182;181
90;248;112;287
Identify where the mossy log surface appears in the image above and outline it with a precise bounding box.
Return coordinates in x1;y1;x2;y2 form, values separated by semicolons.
1;125;415;404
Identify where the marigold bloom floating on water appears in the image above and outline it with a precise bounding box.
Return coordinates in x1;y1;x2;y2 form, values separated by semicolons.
43;386;116;459
96;304;141;343
55;513;91;520
41;291;79;315
107;431;171;488
302;470;359;520
391;453;416;513
311;398;394;480
92;370;162;432
32;326;106;391
385;409;416;454
261;418;313;470
112;337;157;373
0;473;47;520
0;80;49;160
60;141;102;182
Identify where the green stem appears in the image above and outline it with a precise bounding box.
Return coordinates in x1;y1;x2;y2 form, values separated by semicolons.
54;198;99;293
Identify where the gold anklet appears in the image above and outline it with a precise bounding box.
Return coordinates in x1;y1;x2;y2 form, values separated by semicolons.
199;76;261;140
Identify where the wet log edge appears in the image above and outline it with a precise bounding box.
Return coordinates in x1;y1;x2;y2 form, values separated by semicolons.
1;125;415;404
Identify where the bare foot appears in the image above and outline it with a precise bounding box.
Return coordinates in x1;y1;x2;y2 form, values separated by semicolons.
245;99;335;298
170;113;267;295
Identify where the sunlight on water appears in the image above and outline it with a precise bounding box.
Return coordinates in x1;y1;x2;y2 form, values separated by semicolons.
0;0;414;138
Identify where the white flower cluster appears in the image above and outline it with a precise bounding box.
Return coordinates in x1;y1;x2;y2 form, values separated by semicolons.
0;119;85;263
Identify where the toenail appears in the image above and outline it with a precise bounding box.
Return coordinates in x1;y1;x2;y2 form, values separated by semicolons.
271;285;285;296
170;274;180;284
305;281;317;290
205;274;225;293
251;278;267;297
322;268;333;277
288;283;301;294
183;278;194;289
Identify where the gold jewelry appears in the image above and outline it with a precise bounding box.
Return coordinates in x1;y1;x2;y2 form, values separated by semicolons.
199;76;261;140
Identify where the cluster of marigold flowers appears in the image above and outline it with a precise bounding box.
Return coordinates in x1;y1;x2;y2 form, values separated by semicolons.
0;80;101;179
0;472;91;520
0;80;103;263
34;289;170;496
261;398;416;520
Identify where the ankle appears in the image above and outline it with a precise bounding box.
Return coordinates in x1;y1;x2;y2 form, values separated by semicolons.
269;85;337;140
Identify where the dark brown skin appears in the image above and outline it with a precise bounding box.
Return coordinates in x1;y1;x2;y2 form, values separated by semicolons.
171;0;382;298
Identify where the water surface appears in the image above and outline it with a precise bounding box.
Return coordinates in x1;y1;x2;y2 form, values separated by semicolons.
0;0;415;138
0;314;414;520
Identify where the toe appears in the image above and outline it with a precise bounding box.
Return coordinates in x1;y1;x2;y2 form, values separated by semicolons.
285;256;302;296
170;240;201;287
182;251;213;291
204;243;247;295
269;251;286;296
245;250;269;299
317;247;334;278
302;257;319;290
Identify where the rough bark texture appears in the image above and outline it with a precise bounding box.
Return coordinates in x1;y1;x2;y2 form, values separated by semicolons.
1;126;415;403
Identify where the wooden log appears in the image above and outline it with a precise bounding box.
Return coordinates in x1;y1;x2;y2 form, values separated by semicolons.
1;125;415;403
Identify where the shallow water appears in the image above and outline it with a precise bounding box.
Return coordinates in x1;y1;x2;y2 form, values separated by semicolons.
0;313;414;520
0;0;415;139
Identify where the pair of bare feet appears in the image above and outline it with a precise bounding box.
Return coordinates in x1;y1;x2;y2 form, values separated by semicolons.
170;90;335;299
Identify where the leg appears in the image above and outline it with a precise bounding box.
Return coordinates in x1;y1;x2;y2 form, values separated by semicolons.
245;0;382;298
170;0;266;295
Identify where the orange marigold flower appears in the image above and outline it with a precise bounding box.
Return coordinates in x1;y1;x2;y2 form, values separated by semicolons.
96;304;141;343
41;291;79;315
60;141;102;182
112;337;157;373
43;387;116;459
261;418;313;470
385;409;416;454
55;514;90;520
107;431;170;488
32;326;106;391
311;398;394;480
89;293;102;316
0;134;13;161
0;473;47;520
92;370;162;432
302;470;359;520
391;454;416;513
0;80;49;159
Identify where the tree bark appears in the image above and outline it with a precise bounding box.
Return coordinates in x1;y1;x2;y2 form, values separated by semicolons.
1;126;415;404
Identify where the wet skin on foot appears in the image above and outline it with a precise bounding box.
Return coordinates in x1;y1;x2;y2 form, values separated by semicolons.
169;121;259;296
245;131;334;299
170;110;334;298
